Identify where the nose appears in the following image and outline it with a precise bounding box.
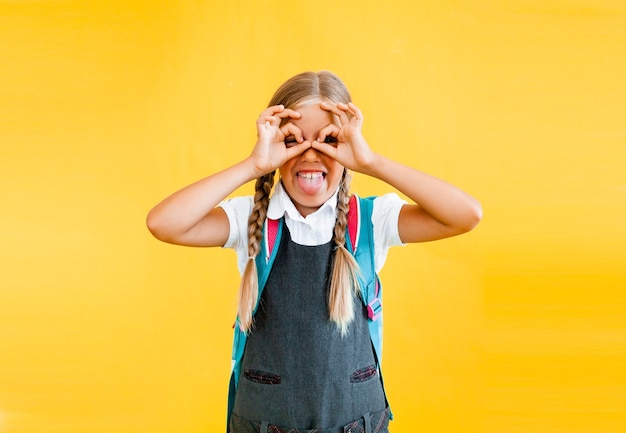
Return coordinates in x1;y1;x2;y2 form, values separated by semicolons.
300;143;320;161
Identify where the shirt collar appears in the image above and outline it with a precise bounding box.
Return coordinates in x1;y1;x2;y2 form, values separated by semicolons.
267;180;338;221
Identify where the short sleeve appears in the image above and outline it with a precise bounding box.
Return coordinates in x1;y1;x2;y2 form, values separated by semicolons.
372;193;407;272
218;196;253;273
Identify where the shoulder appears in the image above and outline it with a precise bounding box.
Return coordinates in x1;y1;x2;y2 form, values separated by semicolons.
352;193;406;270
351;193;406;223
218;196;254;250
219;196;254;216
371;193;407;248
372;192;406;209
356;193;406;222
351;193;406;240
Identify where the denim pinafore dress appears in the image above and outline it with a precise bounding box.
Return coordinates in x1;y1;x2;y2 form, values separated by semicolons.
229;227;388;432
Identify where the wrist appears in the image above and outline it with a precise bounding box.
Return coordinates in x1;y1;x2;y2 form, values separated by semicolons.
242;156;274;181
357;150;383;177
361;152;388;179
239;157;264;182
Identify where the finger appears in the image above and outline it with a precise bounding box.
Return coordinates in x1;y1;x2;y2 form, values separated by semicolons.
275;108;302;126
275;108;301;120
257;105;285;124
267;104;285;114
337;102;360;123
346;102;363;121
280;123;304;147
258;115;277;124
337;102;356;117
311;139;338;159
316;124;340;145
321;101;350;125
320;100;342;117
284;140;312;159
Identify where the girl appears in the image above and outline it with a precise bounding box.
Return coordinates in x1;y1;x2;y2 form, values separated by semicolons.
147;71;482;433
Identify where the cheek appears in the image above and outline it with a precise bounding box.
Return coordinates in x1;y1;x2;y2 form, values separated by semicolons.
278;159;296;177
326;163;345;189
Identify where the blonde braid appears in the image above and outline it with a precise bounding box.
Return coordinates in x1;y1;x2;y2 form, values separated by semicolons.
237;171;275;333
328;170;361;336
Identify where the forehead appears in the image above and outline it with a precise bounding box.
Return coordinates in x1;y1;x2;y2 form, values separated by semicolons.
291;103;336;132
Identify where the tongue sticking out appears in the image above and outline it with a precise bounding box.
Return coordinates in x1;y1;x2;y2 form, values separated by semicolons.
297;172;325;195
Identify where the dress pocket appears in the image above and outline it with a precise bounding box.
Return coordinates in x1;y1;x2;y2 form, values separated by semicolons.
349;364;378;383
243;369;282;385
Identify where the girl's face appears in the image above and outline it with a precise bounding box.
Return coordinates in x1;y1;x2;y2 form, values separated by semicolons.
279;102;344;217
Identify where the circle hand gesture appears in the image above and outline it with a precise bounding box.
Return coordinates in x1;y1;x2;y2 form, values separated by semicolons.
311;102;376;173
250;105;310;176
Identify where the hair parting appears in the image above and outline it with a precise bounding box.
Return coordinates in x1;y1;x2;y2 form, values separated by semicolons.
268;71;351;109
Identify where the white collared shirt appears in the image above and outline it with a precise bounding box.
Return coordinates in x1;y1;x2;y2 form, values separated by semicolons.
220;181;406;274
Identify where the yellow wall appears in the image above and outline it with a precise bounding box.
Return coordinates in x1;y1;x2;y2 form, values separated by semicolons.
1;1;625;432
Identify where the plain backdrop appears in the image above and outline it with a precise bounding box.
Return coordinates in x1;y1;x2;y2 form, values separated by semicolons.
1;1;625;432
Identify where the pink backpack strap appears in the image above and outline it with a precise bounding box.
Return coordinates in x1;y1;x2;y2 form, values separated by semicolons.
266;218;280;257
347;194;360;253
268;196;359;256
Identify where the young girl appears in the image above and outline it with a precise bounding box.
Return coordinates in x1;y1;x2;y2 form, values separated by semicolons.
147;71;482;433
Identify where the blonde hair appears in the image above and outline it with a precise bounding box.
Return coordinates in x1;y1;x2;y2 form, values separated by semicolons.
237;71;360;336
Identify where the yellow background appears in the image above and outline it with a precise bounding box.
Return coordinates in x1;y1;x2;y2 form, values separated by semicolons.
1;1;625;432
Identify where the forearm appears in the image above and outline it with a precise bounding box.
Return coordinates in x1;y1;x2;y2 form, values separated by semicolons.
363;153;482;230
146;157;261;241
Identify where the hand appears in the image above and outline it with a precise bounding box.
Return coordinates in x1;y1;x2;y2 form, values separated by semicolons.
312;102;377;173
249;105;311;176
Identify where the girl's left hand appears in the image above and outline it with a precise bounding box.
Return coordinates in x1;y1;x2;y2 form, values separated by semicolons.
312;101;377;173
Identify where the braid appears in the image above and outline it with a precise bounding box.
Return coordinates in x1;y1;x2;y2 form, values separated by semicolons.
237;171;275;333
333;170;351;249
328;170;361;336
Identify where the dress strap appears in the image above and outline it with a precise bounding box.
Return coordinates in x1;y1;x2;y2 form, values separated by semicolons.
260;421;268;433
363;412;372;433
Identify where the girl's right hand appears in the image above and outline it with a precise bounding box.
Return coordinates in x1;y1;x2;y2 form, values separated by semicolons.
249;105;311;175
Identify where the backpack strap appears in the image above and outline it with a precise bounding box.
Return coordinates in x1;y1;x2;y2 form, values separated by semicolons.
347;194;360;253
266;218;280;259
347;196;384;363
